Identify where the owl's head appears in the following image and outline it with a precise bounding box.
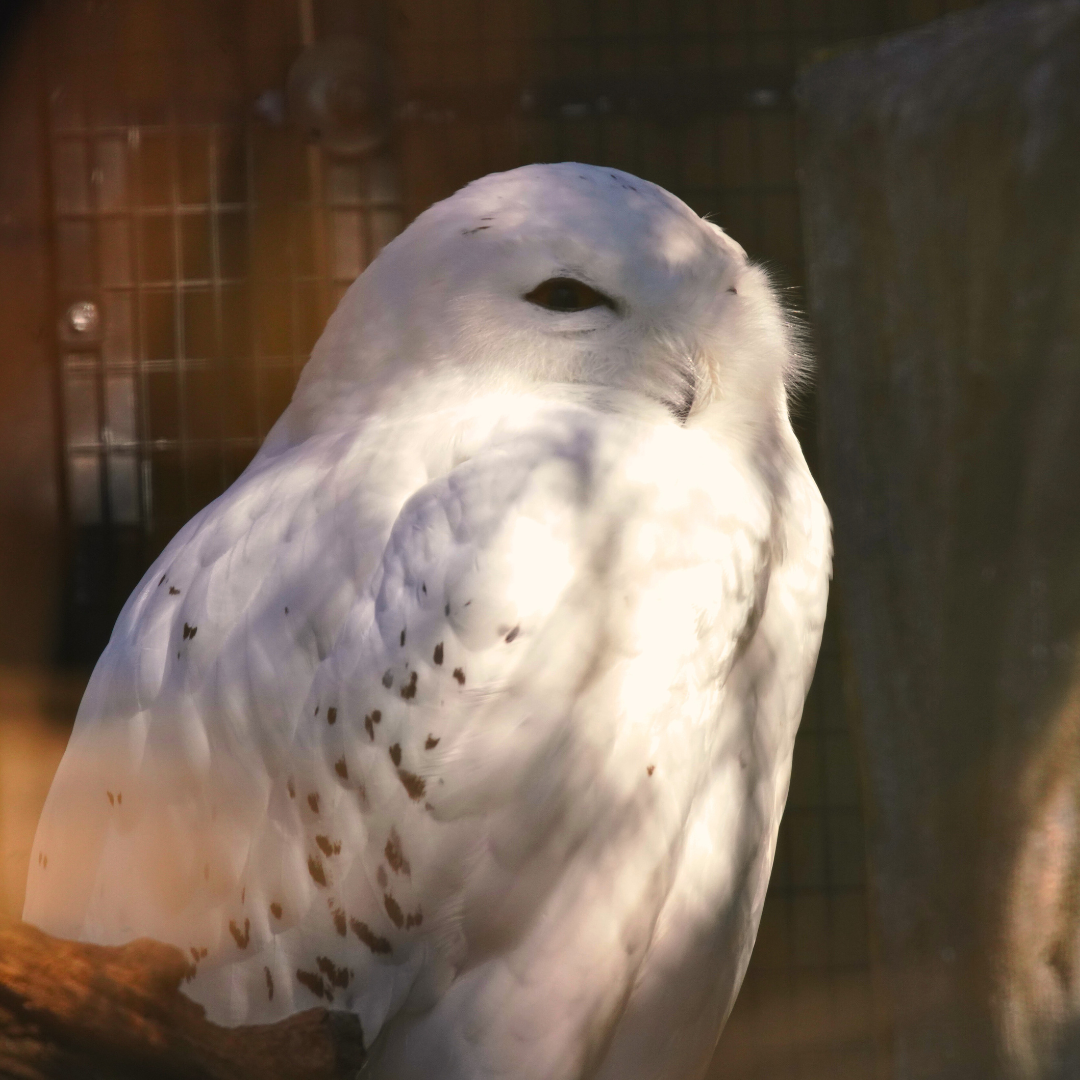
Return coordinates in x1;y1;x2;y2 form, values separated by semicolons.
287;163;801;444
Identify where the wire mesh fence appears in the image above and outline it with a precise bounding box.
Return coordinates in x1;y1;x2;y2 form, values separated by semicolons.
36;0;985;1074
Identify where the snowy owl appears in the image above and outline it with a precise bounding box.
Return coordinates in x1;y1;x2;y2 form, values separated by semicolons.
25;163;830;1080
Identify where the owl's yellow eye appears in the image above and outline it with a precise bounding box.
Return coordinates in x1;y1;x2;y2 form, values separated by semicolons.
525;277;617;313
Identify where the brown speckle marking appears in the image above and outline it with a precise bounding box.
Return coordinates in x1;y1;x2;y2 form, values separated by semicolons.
287;777;296;798
350;917;392;954
385;828;411;876
445;603;450;616
400;671;418;700
317;955;350;989
315;706;319;716
332;907;347;936
159;574;166;586
169;586;180;595
117;792;122;805
647;765;655;776
284;606;289;614
389;744;402;767
377;865;388;888
182;623;197;640
382;670;393;689
296;968;329;1000
307;793;320;814
107;791;114;806
315;835;341;857
270;902;283;920
505;625;520;643
335;756;348;779
307;855;327;887
398;770;426;801
229;918;251;949
265;966;274;1000
452;667;465;685
384;893;405;928
425;735;440;750
433;642;444;665
406;909;423;929
327;707;337;725
400;628;406;647
365;715;374;739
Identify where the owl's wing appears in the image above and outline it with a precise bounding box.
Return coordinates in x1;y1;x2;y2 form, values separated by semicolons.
25;402;774;1076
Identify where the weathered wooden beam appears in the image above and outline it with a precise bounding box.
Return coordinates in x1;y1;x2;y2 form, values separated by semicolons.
0;919;365;1080
797;2;1080;1077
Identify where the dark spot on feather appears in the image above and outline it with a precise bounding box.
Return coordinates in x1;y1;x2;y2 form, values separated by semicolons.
159;574;166;585
365;715;374;739
265;966;274;1000
463;224;491;234
327;707;337;725
505;625;520;643
117;792;122;805
384;893;405;928
453;668;465;685
40;853;47;868
284;606;289;614
314;706;319;715
307;855;327;886
287;778;295;798
425;734;440;750
385;829;411;875
296;968;329;1000
182;623;197;640
332;907;346;936
400;628;406;647
398;770;426;800
371;709;381;724
647;765;655;776
377;865;388;888
317;955;350;988
422;582;427;594
229;918;251;949
445;603;450;616
433;642;444;665
406;909;423;929
308;793;320;814
464;600;471;607
315;835;341;857
169;586;180;595
270;902;283;919
350;917;392;954
382;670;393;688
335;756;348;779
389;744;402;766
400;671;418;700
727;286;737;294
107;791;114;805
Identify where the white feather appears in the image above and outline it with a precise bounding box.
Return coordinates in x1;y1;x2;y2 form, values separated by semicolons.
25;163;830;1080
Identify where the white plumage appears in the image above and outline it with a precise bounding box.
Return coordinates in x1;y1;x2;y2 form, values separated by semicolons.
25;163;830;1080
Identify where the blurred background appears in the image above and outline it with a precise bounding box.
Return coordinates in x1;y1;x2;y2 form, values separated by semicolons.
4;0;1064;1078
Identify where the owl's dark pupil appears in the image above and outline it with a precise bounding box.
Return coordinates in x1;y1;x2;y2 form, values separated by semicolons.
547;282;579;309
524;277;616;312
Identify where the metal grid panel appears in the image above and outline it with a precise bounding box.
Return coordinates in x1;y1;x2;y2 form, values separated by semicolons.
43;0;403;658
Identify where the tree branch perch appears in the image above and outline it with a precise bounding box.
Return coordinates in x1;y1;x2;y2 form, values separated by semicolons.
0;919;365;1080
